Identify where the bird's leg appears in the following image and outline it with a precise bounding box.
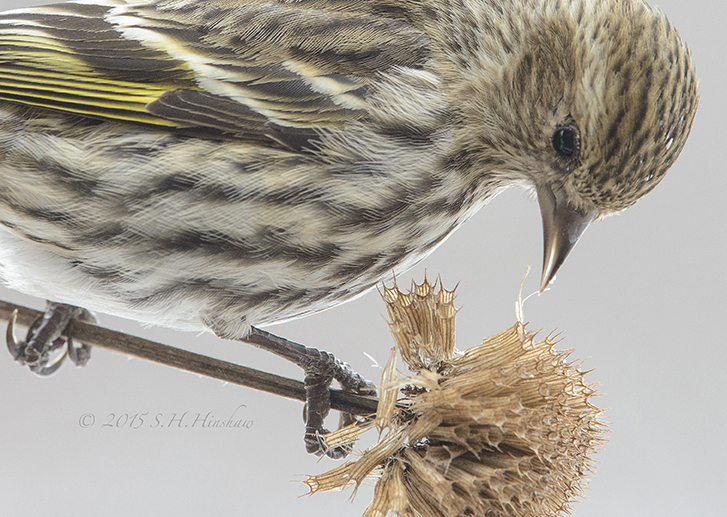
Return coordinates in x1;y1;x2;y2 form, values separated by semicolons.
6;301;95;376
244;327;376;458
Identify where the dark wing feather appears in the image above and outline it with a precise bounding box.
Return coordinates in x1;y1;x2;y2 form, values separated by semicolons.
0;0;430;147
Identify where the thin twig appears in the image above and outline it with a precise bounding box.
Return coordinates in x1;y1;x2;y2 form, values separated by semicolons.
0;301;379;416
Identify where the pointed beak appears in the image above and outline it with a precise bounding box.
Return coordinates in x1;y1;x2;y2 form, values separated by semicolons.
537;184;597;292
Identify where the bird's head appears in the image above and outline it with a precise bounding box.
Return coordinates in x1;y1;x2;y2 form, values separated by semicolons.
435;0;698;290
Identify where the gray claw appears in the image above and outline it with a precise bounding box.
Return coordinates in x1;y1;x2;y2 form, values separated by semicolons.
67;337;91;366
29;348;68;376
6;310;24;362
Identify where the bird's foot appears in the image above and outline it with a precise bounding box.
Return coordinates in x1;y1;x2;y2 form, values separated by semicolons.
300;348;376;458
6;302;96;376
244;327;376;458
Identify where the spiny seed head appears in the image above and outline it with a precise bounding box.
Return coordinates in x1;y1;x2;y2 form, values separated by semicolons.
306;278;606;517
438;0;698;215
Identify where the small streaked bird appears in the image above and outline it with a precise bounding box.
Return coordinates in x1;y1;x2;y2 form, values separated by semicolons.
0;0;698;456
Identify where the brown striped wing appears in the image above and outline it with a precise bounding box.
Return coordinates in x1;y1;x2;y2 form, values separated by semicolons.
0;0;430;146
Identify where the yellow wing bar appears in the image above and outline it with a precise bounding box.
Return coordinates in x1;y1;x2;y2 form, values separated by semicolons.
0;10;199;127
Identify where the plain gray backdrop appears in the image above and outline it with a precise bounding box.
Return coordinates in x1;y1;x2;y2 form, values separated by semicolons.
0;1;724;515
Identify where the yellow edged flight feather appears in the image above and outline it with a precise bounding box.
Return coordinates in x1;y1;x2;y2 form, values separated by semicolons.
0;0;431;138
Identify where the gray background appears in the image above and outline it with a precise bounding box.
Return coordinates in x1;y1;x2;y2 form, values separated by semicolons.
0;1;724;515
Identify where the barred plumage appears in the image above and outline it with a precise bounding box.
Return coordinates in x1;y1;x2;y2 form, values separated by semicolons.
0;0;698;341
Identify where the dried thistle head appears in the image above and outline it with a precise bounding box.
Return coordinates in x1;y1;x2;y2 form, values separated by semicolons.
306;278;606;517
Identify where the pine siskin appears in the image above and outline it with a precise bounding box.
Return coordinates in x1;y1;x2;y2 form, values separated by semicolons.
0;0;698;455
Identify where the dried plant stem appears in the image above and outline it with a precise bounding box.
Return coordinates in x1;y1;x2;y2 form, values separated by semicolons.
0;300;379;416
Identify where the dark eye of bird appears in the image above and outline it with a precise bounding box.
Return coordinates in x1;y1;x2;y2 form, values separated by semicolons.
552;126;578;158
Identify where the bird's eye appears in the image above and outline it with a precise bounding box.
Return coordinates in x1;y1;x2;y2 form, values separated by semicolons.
552;126;578;158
